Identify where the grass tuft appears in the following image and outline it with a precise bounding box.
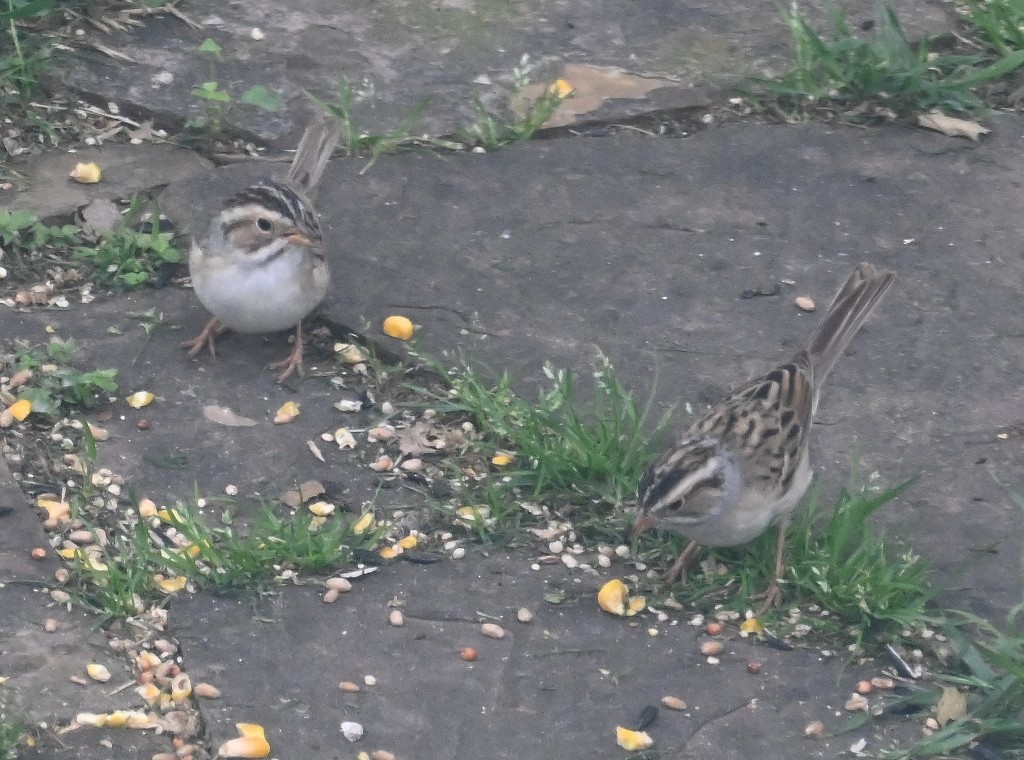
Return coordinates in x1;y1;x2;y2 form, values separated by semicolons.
431;353;671;510
753;0;1024;119
786;473;932;639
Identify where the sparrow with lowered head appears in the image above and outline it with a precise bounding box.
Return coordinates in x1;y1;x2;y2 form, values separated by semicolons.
633;263;896;609
182;115;342;383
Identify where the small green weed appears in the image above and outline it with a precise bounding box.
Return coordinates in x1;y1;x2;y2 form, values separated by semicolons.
0;207;77;251
158;504;385;590
429;353;670;512
961;0;1024;56
6;338;118;415
0;201;182;290
69;494;386;619
874;611;1024;759
0;712;25;760
754;0;1024;119
0;0;54;108
73;202;182;288
186;38;282;135
457;54;574;149
309;77;440;173
786;473;931;639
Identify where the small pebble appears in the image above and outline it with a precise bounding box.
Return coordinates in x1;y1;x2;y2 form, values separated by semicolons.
597;554;611;568
614;544;630;558
925;717;940;731
795;296;816;312
323;588;340;604
31;547;47;559
137;419;150;430
43;618;58;632
452;547;466;560
224;484;238;497
50;590;71;604
326;577;352;592
339;681;361;693
705;655;720;665
870;676;894;689
856;680;873;695
363;675;377;686
548;540;563;554
705;622;723;636
459;647;478;662
516;607;534;624
747;660;763;675
389;610;404;627
371;751;396;760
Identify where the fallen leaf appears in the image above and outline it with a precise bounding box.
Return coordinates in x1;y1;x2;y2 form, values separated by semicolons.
936;686;968;726
917;111;990;141
280;480;325;508
396;420;446;455
203;405;258;427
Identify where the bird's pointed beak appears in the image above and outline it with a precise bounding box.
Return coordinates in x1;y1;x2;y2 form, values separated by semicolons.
285;230;317;247
631;514;656;541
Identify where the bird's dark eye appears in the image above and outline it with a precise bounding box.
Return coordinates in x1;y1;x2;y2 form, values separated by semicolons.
256;217;273;232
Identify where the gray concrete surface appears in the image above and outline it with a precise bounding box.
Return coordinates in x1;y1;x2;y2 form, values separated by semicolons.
2;1;1023;759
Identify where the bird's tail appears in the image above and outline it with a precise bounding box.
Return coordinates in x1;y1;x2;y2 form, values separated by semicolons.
805;262;896;383
286;114;343;193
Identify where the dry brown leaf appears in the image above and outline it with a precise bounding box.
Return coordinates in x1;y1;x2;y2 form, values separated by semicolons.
513;63;674;128
936;686;968;726
917;111;990;141
396;421;446;455
203;405;258;427
281;480;325;509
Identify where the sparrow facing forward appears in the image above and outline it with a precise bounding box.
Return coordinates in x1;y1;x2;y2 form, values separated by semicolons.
182;116;342;382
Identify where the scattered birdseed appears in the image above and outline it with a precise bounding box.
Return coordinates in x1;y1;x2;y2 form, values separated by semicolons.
660;695;686;711
340;721;364;742
804;720;825;738
845;694;869;712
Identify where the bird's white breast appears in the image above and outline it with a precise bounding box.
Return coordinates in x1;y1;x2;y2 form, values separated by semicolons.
190;241;329;333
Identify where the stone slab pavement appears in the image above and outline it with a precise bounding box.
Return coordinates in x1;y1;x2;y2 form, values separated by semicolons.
3;116;1023;759
2;1;1024;758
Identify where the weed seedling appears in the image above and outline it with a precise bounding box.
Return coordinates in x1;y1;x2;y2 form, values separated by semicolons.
187;38;282;136
5;338;118;416
458;54;574;149
309;77;435;173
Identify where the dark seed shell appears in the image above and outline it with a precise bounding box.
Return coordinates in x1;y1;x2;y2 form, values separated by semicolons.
634;704;658;731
